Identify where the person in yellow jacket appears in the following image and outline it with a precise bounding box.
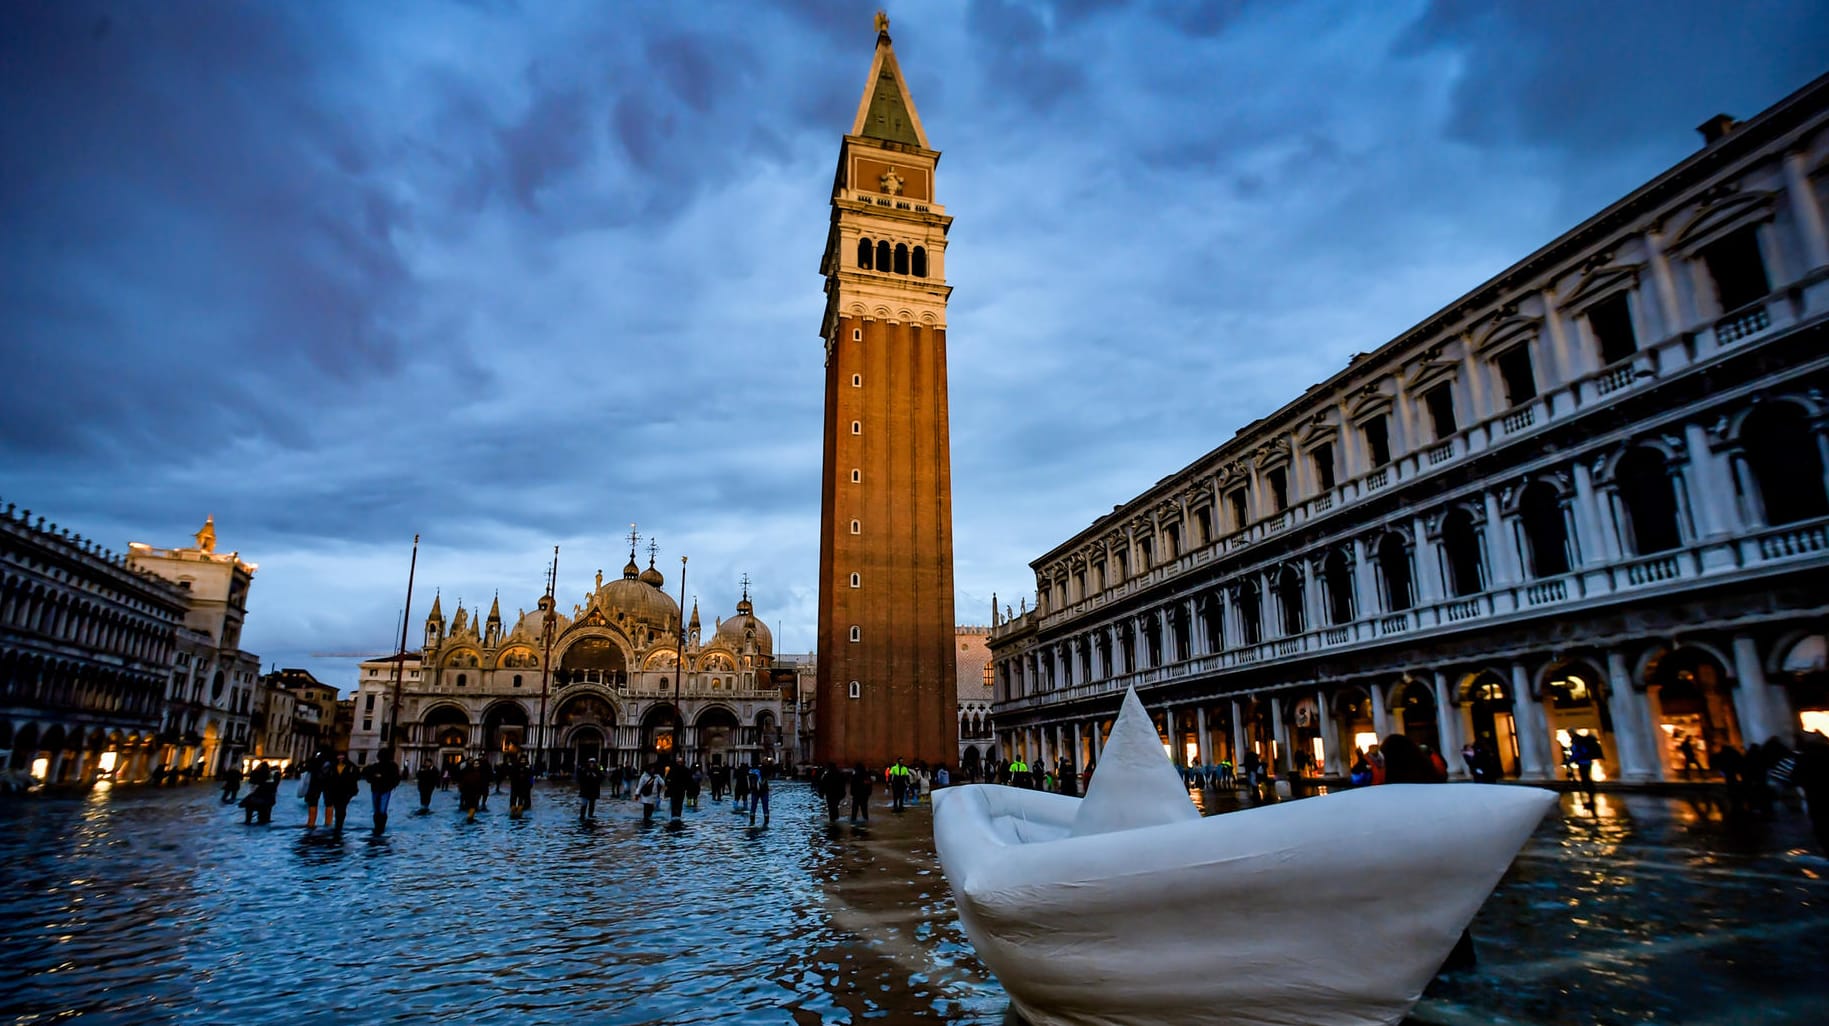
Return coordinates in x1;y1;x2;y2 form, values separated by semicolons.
887;758;913;811
1007;757;1030;789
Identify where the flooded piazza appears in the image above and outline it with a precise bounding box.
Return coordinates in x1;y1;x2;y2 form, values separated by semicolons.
1;781;1825;1025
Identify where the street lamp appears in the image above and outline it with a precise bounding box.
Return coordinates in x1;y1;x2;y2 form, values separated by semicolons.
386;535;420;762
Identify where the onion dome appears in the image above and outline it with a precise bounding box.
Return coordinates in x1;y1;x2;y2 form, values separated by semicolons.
640;554;665;589
600;550;679;629
712;596;772;655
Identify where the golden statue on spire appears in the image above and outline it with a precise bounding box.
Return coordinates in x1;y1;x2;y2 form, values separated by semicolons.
194;514;217;553
875;10;889;35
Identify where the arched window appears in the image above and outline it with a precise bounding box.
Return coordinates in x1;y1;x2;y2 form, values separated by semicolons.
857;238;873;269
876;240;892;271
1237;581;1263;646
1740;403;1828;525
1518;482;1571;577
1377;533;1413;612
894;243;910;275
1324;548;1355;625
849;573;860;588
1276;565;1305;635
1440;508;1484;597
1200;592;1224;653
849;626;861;643
1616;448;1682;554
912;246;927;277
850;519;860;534
456;673;467;687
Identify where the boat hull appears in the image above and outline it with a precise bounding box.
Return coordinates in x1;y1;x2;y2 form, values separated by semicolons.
932;782;1554;1026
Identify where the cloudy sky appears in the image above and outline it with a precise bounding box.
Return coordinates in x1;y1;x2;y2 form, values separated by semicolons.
4;1;1826;689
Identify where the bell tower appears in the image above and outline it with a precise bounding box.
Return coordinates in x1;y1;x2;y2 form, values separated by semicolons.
815;13;957;769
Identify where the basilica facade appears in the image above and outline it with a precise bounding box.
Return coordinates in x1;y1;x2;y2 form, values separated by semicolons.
989;76;1829;785
348;545;788;775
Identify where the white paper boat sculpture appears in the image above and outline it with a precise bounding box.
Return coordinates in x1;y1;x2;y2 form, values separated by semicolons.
932;686;1555;1026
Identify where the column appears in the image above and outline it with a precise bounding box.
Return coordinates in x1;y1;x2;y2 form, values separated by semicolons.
1230;699;1249;770
1432;672;1464;778
1604;649;1658;782
1412;516;1443;605
1570;461;1617;565
1270;695;1291;775
1351;537;1378;625
1316;688;1341;776
1732;633;1791;747
1510;661;1552;780
1195;706;1211;770
1684;422;1738;539
1483;491;1521;586
1370;682;1391;738
1785;150;1829;272
1302;559;1325;636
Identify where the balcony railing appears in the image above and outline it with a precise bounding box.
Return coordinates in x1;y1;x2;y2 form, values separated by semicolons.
1714;303;1770;346
1501;406;1536;434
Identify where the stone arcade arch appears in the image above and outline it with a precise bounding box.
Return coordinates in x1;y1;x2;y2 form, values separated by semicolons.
1390;679;1440;754
1540;659;1615;778
422;704;471;774
696;706;741;767
1458;671;1520;778
1643;646;1742;779
481;700;530;759
552;693;617;773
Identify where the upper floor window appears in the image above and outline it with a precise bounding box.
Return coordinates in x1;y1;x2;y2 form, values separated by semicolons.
1586;293;1638;366
1195;507;1212;546
1423;385;1457;440
1237;581;1263;646
857;238;874;270
1312;442;1337;491
1164;524;1181;559
1323;548;1355;625
1615;448;1683;555
1228;488;1249;530
1518;481;1571;577
1267;467;1289;511
893;244;910;275
1376;534;1414;612
1739;402;1829;526
912;246;928;278
1363;416;1392;468
1275;565;1305;635
876;240;892;271
1440;508;1484;597
1495;346;1538;407
1138;536;1154;570
1701;226;1769;313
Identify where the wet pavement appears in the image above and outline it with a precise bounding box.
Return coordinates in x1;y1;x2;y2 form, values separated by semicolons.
0;780;1823;1025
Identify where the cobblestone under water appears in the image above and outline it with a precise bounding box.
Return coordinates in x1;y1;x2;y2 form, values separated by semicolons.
0;781;1823;1025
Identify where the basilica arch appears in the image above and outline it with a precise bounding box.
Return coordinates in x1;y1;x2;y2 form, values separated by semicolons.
556;632;631;688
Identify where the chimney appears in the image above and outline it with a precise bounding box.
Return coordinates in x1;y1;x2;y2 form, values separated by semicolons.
1697;113;1737;145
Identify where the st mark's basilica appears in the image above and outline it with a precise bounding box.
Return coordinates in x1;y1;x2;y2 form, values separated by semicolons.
346;532;793;775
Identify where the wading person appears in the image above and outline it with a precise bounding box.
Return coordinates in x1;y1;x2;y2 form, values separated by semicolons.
732;760;750;812
636;763;663;825
576;758;603;821
458;758;488;823
415;761;439;811
849;762;874;823
240;773;278;825
301;750;333;829
363;750;402;833
665;758;690;823
748;764;770;826
888;758;911;811
219;763;243;804
326;753;362;831
1568;730;1602;807
820;764;846;823
509;756;534;819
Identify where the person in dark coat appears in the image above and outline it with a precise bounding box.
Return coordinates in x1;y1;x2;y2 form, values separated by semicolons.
819;764;847;824
457;758;489;822
219;763;244;803
239;774;279;824
415;762;440;811
1789;731;1829;854
509;757;535;819
664;758;690;823
849;762;874;823
732;762;751;810
324;754;363;831
576;759;604;821
363;751;402;833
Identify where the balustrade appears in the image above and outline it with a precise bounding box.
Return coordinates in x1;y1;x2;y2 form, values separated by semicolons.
1714;303;1770;346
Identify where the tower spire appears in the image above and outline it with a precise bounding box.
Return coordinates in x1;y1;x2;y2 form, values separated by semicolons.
850;12;928;148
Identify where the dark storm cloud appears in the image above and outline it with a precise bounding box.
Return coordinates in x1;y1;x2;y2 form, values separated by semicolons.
3;0;1823;687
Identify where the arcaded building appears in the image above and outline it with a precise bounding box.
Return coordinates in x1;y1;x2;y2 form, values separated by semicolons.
815;16;958;768
989;75;1829;785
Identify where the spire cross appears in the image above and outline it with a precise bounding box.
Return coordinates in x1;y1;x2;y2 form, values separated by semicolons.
648;538;660;565
741;572;751;601
627;523;640;558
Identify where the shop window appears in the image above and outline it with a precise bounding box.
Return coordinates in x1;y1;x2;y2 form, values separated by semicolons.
1496;346;1538;407
1701;226;1769;312
1587;293;1637;365
1424;384;1457;440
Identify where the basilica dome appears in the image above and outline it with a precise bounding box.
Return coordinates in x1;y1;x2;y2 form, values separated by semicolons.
711;596;772;655
597;558;679;629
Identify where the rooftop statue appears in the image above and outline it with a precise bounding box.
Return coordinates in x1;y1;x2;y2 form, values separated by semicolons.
932;686;1553;1026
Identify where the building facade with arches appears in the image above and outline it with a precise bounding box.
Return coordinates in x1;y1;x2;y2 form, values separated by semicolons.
988;75;1829;785
347;547;791;775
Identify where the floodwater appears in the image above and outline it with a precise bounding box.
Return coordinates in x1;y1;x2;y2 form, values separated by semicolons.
1;781;1824;1025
